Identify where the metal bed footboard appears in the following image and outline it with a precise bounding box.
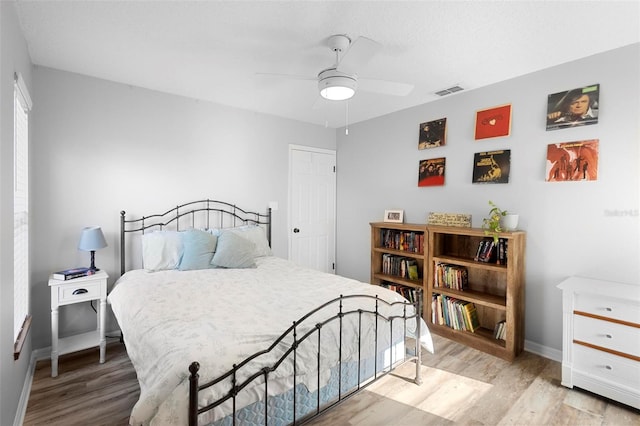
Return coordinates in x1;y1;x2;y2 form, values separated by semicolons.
188;291;423;426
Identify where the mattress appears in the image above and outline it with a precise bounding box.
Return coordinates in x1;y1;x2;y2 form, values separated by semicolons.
108;256;433;425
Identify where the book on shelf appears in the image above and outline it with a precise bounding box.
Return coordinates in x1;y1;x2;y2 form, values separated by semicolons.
380;229;424;253
52;267;93;280
434;262;468;290
432;293;480;333
382;254;420;280
475;237;497;263
493;320;506;340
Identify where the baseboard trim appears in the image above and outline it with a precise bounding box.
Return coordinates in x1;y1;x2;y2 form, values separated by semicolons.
14;329;122;426
524;339;562;362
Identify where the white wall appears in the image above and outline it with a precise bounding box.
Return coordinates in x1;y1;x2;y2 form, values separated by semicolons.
30;67;336;350
0;3;33;425
336;43;640;353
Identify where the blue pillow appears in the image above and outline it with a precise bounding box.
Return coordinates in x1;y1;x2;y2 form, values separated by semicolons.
178;229;217;271
211;231;256;268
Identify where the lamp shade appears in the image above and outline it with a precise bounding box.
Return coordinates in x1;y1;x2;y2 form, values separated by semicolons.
78;226;107;251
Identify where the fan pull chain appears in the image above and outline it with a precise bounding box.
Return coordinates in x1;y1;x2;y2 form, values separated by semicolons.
345;101;349;135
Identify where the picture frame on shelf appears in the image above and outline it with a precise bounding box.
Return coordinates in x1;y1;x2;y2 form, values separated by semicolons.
474;104;512;140
546;84;599;131
384;210;404;223
418;118;447;149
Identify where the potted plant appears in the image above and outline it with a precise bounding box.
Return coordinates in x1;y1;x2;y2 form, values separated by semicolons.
481;200;518;242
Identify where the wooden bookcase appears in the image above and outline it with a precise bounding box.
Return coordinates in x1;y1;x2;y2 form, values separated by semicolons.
425;226;525;361
370;222;427;318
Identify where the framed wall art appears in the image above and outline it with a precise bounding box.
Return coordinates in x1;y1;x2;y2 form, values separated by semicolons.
383;209;404;223
546;139;599;181
418;157;446;187
546;84;599;131
418;118;447;149
472;150;511;184
474;104;512;140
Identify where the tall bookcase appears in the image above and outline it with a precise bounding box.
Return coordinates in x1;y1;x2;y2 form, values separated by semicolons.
426;225;525;361
370;222;427;318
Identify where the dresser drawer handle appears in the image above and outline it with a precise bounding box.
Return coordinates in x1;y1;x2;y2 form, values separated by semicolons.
605;365;613;370
605;307;613;312
605;334;612;339
72;288;88;295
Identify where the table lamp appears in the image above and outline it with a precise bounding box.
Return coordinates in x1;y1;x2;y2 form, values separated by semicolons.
78;226;107;272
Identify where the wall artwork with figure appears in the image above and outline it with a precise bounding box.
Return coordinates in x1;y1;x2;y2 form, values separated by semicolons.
472;150;511;184
546;84;599;131
418;118;447;149
546;140;599;182
418;157;446;187
475;104;511;140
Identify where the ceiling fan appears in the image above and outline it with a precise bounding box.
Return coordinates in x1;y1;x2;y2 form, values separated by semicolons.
259;34;414;102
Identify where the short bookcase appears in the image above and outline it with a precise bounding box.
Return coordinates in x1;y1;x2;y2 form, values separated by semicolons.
426;225;525;361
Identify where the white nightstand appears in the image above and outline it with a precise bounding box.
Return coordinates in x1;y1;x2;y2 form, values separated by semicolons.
49;270;108;377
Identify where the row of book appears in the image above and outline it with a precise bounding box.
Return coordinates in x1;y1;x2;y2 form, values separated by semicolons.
494;320;507;340
474;237;508;265
431;293;480;332
382;254;420;280
382;282;419;304
380;229;424;253
434;263;468;291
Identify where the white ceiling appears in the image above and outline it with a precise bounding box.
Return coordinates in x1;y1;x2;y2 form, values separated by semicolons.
15;0;640;128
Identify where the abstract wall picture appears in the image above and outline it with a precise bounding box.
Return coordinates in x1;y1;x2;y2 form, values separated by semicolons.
418;118;447;149
546;84;599;131
474;104;512;140
418;157;446;187
546;140;599;182
472;150;511;184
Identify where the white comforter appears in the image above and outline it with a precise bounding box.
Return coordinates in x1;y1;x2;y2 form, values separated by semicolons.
108;256;433;425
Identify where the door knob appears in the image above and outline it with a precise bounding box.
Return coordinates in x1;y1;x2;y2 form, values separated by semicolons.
293;228;300;233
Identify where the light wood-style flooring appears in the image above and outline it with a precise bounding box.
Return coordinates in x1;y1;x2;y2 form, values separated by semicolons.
24;335;639;425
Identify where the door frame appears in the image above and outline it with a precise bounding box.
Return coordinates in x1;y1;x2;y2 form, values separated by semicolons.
287;144;337;270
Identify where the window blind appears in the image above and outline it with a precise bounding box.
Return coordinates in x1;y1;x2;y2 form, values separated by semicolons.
14;73;31;344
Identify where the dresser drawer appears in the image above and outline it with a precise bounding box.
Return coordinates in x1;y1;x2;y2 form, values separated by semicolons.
574;315;640;357
58;281;102;304
574;293;640;324
573;344;640;390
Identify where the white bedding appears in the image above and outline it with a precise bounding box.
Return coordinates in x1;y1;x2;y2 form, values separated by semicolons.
108;256;433;425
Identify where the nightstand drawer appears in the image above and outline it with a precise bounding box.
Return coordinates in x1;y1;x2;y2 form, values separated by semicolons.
58;281;102;304
572;344;640;391
574;293;640;324
574;315;640;356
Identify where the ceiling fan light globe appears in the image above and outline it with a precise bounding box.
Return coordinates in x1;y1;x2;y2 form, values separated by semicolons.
318;72;357;101
320;85;355;101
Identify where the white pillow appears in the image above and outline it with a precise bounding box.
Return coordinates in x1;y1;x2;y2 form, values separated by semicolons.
141;231;183;271
227;225;272;257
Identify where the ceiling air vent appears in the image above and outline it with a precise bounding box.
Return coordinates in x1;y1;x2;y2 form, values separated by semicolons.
435;85;464;96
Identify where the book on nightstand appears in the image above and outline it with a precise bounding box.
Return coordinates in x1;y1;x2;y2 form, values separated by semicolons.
52;267;92;280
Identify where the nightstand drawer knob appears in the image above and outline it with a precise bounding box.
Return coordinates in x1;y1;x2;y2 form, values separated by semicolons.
605;307;613;312
605;334;612;339
605;365;613;370
72;288;88;295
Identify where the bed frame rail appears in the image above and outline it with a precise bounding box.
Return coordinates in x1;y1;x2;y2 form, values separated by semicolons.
188;291;423;426
120;199;271;275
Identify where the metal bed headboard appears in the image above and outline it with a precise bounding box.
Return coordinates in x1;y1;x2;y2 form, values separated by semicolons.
120;199;271;276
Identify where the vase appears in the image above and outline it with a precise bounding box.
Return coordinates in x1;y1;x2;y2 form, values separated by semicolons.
501;214;519;231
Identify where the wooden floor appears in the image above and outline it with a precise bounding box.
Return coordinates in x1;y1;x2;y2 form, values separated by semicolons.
24;336;639;425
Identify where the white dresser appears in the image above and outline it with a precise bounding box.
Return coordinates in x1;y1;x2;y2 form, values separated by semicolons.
558;276;640;409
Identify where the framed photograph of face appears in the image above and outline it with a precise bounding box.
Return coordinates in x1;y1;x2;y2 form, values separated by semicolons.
418;118;447;149
474;104;512;140
546;84;599;131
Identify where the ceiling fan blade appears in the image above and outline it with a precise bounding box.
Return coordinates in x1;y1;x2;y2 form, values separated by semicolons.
358;78;414;96
336;36;381;75
255;72;316;81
